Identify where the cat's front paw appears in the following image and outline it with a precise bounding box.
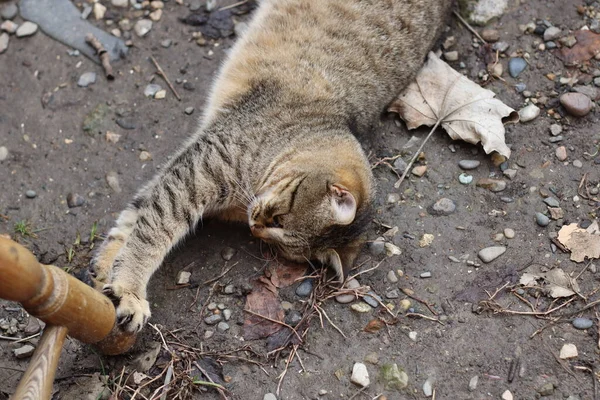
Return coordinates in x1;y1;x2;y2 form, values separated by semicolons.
102;284;151;333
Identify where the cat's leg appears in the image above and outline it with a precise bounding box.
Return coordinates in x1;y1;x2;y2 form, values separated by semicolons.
92;142;228;333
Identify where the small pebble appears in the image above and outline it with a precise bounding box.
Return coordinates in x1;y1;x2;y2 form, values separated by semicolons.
216;321;229;333
66;193;85;208
116;118;136;130
535;212;550;227
543;197;559;208
369;239;386;256
386;289;399;299
503;169;517;180
106;171;121;192
351;302;372;313
398;299;411;312
387;270;398;283
423;377;434;397
160;39;172;48
544;26;561;41
144;84;162;97
263;394;277;400
281;301;293;311
444;51;458;61
93;3;106;20
0;146;8;161
207;302;218;310
573;160;583;168
555;146;567;161
503;228;515;239
363;292;381;308
549;124;562;136
408;331;418;341
420;272;432;278
1;3;18;20
515;82;526;92
224;284;235;294
77;72;96;87
0;32;8;54
508;57;527;78
458;160;480;170
502;390;513;400
16;21;38;38
476;178;506;192
25;190;37;199
519;104;540;122
431;197;456;215
14;345;35;359
549;135;563;143
572;317;593;330
458;173;473;185
481;29;499;42
176;271;191;285
185;107;195;115
204;314;222;325
295;279;314;297
411;165;427;177
204;330;214;339
469;376;478;391
560;92;593;117
221;247;236;261
134;19;153;37
154;90;167;100
139;151;152;161
284;310;302;327
478;246;506;263
559;343;578;359
350;363;370;387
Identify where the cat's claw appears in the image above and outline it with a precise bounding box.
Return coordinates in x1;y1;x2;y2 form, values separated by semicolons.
102;283;151;333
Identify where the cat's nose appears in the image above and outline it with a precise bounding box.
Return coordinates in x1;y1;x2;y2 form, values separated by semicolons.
250;223;265;237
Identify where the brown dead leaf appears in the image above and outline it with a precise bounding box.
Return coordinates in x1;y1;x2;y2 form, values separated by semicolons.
557;222;600;262
364;319;384;333
266;259;308;288
242;278;284;340
389;52;518;159
557;30;600;66
519;266;580;298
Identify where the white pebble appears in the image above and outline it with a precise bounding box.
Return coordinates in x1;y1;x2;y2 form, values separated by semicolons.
350;363;370;387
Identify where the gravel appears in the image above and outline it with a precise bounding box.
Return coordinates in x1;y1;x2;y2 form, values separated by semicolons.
14;345;35;359
543;197;559;207
508;57;527;78
543;26;562;41
431;197;456;215
134;19;153;37
204;314;223;325
144;84;162;97
556;146;567;161
478;246;506;263
216;321;229;333
458;173;473;184
535;212;550;227
387;270;398;283
503;228;515;239
0;32;8;54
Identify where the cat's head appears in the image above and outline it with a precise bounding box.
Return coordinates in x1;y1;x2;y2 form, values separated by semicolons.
248;170;372;280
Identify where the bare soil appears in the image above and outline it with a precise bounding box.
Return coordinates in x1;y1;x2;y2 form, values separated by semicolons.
1;0;600;399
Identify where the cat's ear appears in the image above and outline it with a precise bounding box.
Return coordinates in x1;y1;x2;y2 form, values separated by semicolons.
330;184;357;225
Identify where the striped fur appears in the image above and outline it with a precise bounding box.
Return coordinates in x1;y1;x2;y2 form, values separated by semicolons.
91;0;451;333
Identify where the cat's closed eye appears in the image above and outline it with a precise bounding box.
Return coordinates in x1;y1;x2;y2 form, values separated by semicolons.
266;215;284;229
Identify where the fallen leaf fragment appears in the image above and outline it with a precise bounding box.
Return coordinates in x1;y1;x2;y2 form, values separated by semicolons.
519;266;580;298
557;222;600;262
364;319;385;333
556;30;600;66
389;52;518;158
242;278;284;340
266;259;308;288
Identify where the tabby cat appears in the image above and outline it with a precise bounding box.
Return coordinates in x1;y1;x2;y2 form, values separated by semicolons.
91;0;451;333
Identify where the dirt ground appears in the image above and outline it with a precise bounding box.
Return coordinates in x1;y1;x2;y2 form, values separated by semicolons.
2;0;600;399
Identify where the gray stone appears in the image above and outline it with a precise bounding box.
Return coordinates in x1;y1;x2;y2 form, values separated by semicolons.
549;124;562;136
386;289;400;299
535;212;550;227
387;270;398;283
66;192;85;208
393;157;407;173
204;314;222;325
0;146;8;161
503;228;515;239
224;284;235;294
458;173;473;185
160;39;172;48
519;104;540;122
420;272;432;278
216;321;229;333
263;394;277;400
573;159;583;168
14;345;35;359
492;41;509;53
185;107;195;115
116;118;136;130
543;26;562;41
176;271;191;285
295;279;313;297
444;51;458;61
503;169;517;180
144;84;162;97
549;135;564;143
134;19;152;37
106;171;121;193
16;21;38;37
458;160;480;170
369;239;386;256
335;293;355;304
0;32;8;54
77;71;96;87
285;310;302;327
537;383;554;396
1;3;18;20
423;377;434;397
350;363;370;387
111;0;128;7
469;0;507;25
431;198;456;215
478;246;506;263
572;317;593;330
508;57;527;78
221;247;236;261
514;82;526;93
25;190;37;198
543;197;559;208
222;309;232;320
363;292;381;308
469;375;478;391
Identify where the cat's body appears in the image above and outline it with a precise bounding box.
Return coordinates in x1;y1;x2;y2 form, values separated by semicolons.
92;0;451;333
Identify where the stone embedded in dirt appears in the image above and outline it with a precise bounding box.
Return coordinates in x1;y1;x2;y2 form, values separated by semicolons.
154;89;167;99
423;377;434;397
518;104;540;122
363;292;381;308
469;375;478;391
335;293;355;304
549;135;563;143
408;331;418;341
1;20;18;34
501;390;513;400
144;84;162;97
469;0;507;25
458;173;473;185
161;39;172;48
481;29;499;42
386;289;399;299
295;278;313;297
224;284;235;295
1;3;18;20
106;131;121;143
16;21;38;37
476;178;506;192
387;270;398;283
442;36;456;49
139;151;152;161
66;192;85;208
106;171;121;193
560;93;592;117
111;0;128;7
14;345;35;359
398;299;411;313
204;314;223;325
503;169;517;180
217;321;229;333
393;157;407;173
176;271;191;285
220;247;236;261
263;393;277;400
458;160;480;170
384;242;401;256
350;363;370;387
134;19;153;37
386;193;400;203
543;197;559;208
537;383;555;396
24;317;42;335
185;107;195;115
25;190;37;198
204;330;214;339
555;146;567;161
0;32;8;54
284;310;301;327
77;72;96;87
573;85;600;101
431;197;456;216
549;124;562;136
207;302;217;310
380;363;408;391
548;207;563;220
573;159;583;168
223;309;232;321
444;51;458;61
149;9;163;22
508;57;527;78
420;272;432;278
535;212;550;227
543;26;562;41
572;318;593;330
351;302;372;313
504;228;515;239
478;246;506;263
93;3;106;20
116;118;136;130
411;165;427;177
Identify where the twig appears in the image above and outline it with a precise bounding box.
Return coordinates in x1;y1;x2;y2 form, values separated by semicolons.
452;10;488;45
149;323;172;355
0;332;42;343
276;345;297;397
402;289;439;316
348;387;368;400
159;364;173;400
394;119;442;188
315;305;347;338
193;361;229;399
218;0;247;11
150;55;181;101
203;262;238;285
85;34;114;80
405;312;444;324
244;309;303;343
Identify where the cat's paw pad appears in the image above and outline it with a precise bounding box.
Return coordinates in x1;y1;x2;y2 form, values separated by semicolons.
102;284;151;333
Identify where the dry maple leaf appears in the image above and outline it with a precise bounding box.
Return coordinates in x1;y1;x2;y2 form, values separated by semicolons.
519;266;580;298
389;52;518;162
557;222;600;262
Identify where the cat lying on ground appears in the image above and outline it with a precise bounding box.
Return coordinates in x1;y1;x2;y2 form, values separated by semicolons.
91;0;451;333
